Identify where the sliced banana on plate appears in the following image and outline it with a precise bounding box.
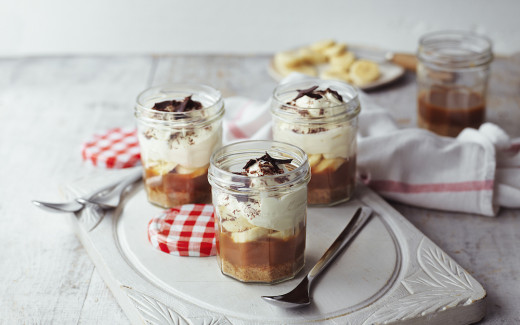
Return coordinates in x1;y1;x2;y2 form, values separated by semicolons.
320;68;352;83
330;51;356;70
272;39;386;87
349;59;381;86
322;43;348;59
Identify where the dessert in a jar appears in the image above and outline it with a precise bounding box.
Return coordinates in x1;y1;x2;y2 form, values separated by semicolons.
208;140;310;283
135;83;224;208
270;80;360;206
417;31;493;137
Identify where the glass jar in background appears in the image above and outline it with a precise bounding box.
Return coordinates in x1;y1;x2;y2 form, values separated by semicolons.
417;31;493;137
135;83;224;208
270;80;360;206
208;140;310;284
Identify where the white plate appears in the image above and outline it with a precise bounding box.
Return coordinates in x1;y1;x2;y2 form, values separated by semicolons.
67;171;486;325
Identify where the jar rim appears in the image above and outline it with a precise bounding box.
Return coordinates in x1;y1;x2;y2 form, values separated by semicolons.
418;30;493;68
271;79;361;122
208;140;310;191
135;83;224;125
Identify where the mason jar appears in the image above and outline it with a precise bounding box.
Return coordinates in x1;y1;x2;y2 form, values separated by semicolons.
270;79;360;206
135;83;224;208
208;140;310;283
417;30;493;137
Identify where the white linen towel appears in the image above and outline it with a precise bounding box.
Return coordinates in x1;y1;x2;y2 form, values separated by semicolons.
221;74;520;216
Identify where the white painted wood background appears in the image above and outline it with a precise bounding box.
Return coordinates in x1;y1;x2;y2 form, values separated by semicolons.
0;53;519;324
2;0;520;56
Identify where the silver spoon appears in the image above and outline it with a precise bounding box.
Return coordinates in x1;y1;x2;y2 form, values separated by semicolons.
76;169;142;209
32;167;142;213
262;206;373;307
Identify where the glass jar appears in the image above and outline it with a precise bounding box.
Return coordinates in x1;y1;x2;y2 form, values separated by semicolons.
270;79;360;206
417;30;493;137
208;140;310;283
135;83;224;208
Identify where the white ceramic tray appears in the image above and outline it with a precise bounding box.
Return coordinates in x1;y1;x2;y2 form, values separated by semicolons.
67;169;486;325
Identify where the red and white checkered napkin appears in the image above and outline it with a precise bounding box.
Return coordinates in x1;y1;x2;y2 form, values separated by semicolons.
148;204;217;257
81;127;141;168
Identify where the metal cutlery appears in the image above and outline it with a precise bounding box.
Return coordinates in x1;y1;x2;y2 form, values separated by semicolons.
76;169;142;209
32;167;142;213
262;206;373;307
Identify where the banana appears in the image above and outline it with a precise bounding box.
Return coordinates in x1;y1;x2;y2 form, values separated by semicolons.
310;39;336;53
221;216;270;243
274;51;300;69
221;217;255;232
297;48;327;64
330;51;356;70
320;68;352;83
307;154;323;168
274;49;322;76
278;63;317;77
232;227;270;243
323;43;348;59
174;164;208;177
313;157;345;173
148;162;178;175
349;59;381;86
269;227;297;240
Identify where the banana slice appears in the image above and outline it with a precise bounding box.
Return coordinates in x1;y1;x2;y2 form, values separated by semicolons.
320;68;352;83
297;48;327;64
149;162;178;175
221;217;255;232
274;51;300;69
323;43;348;59
269;227;297;240
221;215;271;243
313;157;345;173
278;63;318;77
232;227;270;243
174;164;208;177
330;51;356;70
310;39;336;53
350;59;381;86
307;154;323;168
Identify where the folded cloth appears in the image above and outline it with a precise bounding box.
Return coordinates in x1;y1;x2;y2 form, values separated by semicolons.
222;73;520;216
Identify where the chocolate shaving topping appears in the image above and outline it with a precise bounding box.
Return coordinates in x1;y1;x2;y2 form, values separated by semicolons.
243;159;257;170
325;88;343;102
308;127;327;134
151;95;203;113
241;152;292;175
288;86;344;104
292;85;322;102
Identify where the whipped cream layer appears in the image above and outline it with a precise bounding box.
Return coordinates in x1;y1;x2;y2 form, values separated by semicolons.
273;122;355;159
274;86;357;159
217;188;306;232
138;125;221;168
137;95;222;168
217;153;306;232
292;91;343;115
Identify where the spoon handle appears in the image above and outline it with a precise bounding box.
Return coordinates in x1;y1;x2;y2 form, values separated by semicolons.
307;207;373;283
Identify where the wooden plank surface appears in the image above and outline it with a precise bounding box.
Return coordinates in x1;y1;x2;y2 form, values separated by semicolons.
0;54;519;324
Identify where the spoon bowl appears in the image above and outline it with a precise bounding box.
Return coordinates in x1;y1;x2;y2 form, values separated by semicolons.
262;207;373;307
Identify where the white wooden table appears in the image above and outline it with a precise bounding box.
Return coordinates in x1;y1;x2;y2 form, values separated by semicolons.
1;54;519;324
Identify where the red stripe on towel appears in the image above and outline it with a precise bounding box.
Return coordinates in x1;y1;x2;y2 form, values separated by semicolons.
370;180;494;193
228;122;248;139
227;100;253;139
